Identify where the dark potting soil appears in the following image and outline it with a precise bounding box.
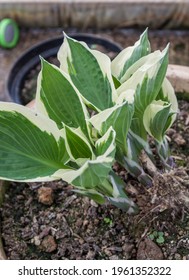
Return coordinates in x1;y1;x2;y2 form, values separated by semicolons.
0;100;189;260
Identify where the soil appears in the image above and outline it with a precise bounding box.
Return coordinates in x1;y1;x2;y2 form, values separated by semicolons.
0;100;189;260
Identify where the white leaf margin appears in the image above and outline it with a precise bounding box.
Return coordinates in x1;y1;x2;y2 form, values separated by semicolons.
58;33;117;103
0;102;72;182
0;102;62;141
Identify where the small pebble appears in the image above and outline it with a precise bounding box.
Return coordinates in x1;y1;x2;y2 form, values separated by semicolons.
137;238;164;260
90;200;98;207
173;134;186;146
38;187;54;205
33;235;41;246
41;235;57;253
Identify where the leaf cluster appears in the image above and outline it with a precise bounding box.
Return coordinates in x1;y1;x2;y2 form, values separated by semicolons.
0;29;178;212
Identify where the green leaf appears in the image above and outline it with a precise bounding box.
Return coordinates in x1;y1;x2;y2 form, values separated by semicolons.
156;137;171;167
143;100;176;142
149;234;155;240
58;157;113;190
116;150;152;186
157;77;178;120
130;117;147;141
104;217;113;225
64;126;93;161
58;35;115;111
108;170;128;198
156;236;165;244
117;46;169;117
107;197;139;214
116;47;169;141
55;129;116;190
95;127;116;158
135;47;169;117
125;130;154;166
90;101;134;153
111;28;150;82
102;102;134;153
0;103;70;181
112;75;121;89
36;59;89;137
74;189;106;204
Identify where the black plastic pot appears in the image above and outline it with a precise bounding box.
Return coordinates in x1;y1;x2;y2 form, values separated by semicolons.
7;33;122;105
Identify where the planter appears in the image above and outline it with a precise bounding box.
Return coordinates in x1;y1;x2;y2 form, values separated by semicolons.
7;33;122;105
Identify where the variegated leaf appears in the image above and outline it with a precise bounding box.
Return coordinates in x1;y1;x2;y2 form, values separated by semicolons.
117;46;169;114
58;34;116;111
143;100;176;142
119;50;160;84
156;137;171;167
111;28;150;82
90;101;134;153
74;188;106;204
156;77;178;122
127;130;155;163
95;127;116;158
53;127;116;190
36;58;90;138
63;126;94;164
0;103;70;181
123;156;152;186
55;157;113;190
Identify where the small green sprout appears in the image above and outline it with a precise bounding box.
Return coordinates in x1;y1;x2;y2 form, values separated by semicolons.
149;231;165;244
103;217;113;226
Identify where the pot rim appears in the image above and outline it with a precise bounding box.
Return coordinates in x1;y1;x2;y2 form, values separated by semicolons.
7;33;123;104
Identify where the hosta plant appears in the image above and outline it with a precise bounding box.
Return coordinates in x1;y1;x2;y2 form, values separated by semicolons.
0;29;178;213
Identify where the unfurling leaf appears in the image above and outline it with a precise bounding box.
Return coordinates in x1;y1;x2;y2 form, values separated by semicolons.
143;100;176;142
90;101;134;153
111;28;150;82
